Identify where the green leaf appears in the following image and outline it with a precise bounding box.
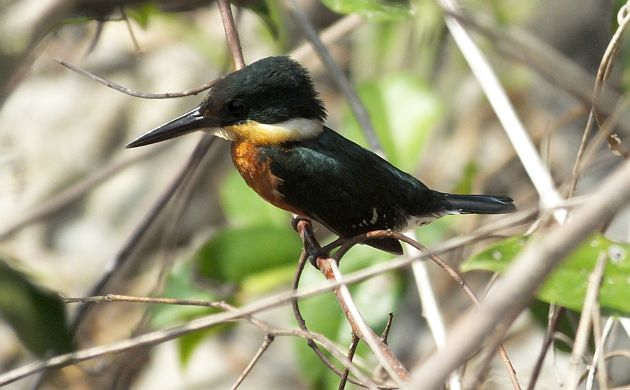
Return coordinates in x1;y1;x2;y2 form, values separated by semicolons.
177;327;230;367
220;171;290;227
240;264;296;296
343;74;442;172
462;234;630;315
150;262;231;367
150;262;219;328
126;3;159;29
0;257;73;357
240;0;282;40
321;0;412;21
195;225;301;283
453;160;479;195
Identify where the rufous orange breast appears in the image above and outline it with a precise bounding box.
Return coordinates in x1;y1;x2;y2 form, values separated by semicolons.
231;140;305;216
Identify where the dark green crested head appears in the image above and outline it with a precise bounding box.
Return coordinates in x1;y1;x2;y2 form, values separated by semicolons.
201;56;326;125
126;56;326;148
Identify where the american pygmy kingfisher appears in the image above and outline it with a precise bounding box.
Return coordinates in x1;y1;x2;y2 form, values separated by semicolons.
126;56;515;255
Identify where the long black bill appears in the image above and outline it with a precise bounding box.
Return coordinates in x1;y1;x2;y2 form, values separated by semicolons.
125;107;218;148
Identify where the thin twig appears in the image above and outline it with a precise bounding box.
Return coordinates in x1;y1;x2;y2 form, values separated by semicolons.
285;1;382;156
591;310;607;390
299;222;519;387
567;252;607;390
605;350;630;360
587;317;614;390
231;334;275;390
55;59;218;98
409;243;520;389
57;14;360;101
339;334;361;390
64;294;226;308
217;0;245;70
381;313;394;343
121;7;141;53
63;294;367;388
527;306;564;390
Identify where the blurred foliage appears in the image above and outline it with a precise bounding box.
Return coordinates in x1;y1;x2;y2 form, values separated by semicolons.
151;262;219;329
0;256;73;357
343;74;443;172
614;0;630;92
321;0;412;21
150;262;229;367
195;225;301;282
126;3;159;28
462;234;630;315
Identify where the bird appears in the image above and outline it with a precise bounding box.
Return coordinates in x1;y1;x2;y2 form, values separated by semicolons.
126;56;515;255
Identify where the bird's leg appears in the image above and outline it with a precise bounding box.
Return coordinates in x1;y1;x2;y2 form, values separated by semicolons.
320;237;347;263
291;216;329;268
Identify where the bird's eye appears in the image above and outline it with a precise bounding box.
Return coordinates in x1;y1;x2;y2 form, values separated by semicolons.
227;99;247;117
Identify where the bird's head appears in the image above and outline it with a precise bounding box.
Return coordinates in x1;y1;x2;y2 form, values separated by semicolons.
126;56;326;148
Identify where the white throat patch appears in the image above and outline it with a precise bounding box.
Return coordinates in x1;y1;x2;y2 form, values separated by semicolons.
212;118;323;144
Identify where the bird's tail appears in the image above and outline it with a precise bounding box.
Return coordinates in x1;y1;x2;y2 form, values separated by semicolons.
442;193;516;214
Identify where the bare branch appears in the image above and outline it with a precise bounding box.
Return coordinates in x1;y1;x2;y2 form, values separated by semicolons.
231;334;274;390
338;230;521;389
286;1;383;156
381;313;394;343
586;316;614;390
527;306;564;390
217;0;245;70
338;334;360;390
55;58;218;98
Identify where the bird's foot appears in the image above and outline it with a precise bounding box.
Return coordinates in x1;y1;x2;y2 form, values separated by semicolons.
291;216;322;268
291;217;349;268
